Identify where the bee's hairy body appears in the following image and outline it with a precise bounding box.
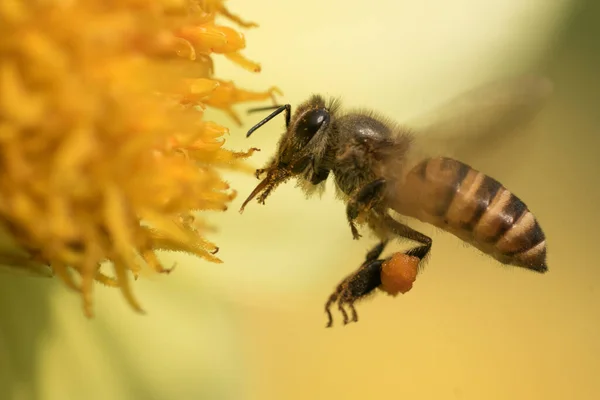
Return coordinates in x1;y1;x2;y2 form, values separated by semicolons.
319;111;547;272
242;77;551;326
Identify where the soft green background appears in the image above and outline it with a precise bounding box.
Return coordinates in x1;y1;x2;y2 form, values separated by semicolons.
2;0;599;399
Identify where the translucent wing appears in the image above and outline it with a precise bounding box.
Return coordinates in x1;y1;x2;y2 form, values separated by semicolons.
403;75;554;168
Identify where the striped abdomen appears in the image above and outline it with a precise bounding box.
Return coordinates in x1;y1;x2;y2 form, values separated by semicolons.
391;157;547;272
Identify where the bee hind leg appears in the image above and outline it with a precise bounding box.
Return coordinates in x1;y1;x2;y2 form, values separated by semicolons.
382;214;433;269
324;241;387;327
365;240;387;261
346;178;387;240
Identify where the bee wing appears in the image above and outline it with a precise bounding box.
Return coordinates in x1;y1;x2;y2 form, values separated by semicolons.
403;75;553;168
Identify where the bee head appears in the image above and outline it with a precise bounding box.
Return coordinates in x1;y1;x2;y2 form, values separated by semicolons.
240;95;339;212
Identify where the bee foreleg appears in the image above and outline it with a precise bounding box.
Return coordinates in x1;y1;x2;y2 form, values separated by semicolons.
346;178;387;240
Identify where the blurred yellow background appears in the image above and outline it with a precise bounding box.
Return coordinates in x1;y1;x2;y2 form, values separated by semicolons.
2;0;600;399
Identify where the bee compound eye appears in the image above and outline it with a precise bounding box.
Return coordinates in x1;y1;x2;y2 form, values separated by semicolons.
296;109;329;142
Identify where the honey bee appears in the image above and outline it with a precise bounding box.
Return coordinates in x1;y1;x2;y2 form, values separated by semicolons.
239;75;552;327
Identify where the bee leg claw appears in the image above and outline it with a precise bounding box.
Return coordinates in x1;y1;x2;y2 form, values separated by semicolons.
349;303;359;323
324;293;337;328
339;303;349;325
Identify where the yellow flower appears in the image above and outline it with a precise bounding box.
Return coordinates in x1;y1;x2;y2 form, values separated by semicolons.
0;0;278;317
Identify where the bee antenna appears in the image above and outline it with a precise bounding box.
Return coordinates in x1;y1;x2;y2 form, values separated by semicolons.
246;104;292;138
247;105;284;114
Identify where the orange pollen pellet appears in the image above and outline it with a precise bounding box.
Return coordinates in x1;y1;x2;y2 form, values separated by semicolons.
380;252;419;296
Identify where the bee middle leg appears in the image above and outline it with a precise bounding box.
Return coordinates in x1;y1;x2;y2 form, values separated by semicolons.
346;178;387;240
325;241;387;327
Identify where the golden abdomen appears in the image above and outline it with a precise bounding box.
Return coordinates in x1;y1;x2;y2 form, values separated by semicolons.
390;157;547;272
